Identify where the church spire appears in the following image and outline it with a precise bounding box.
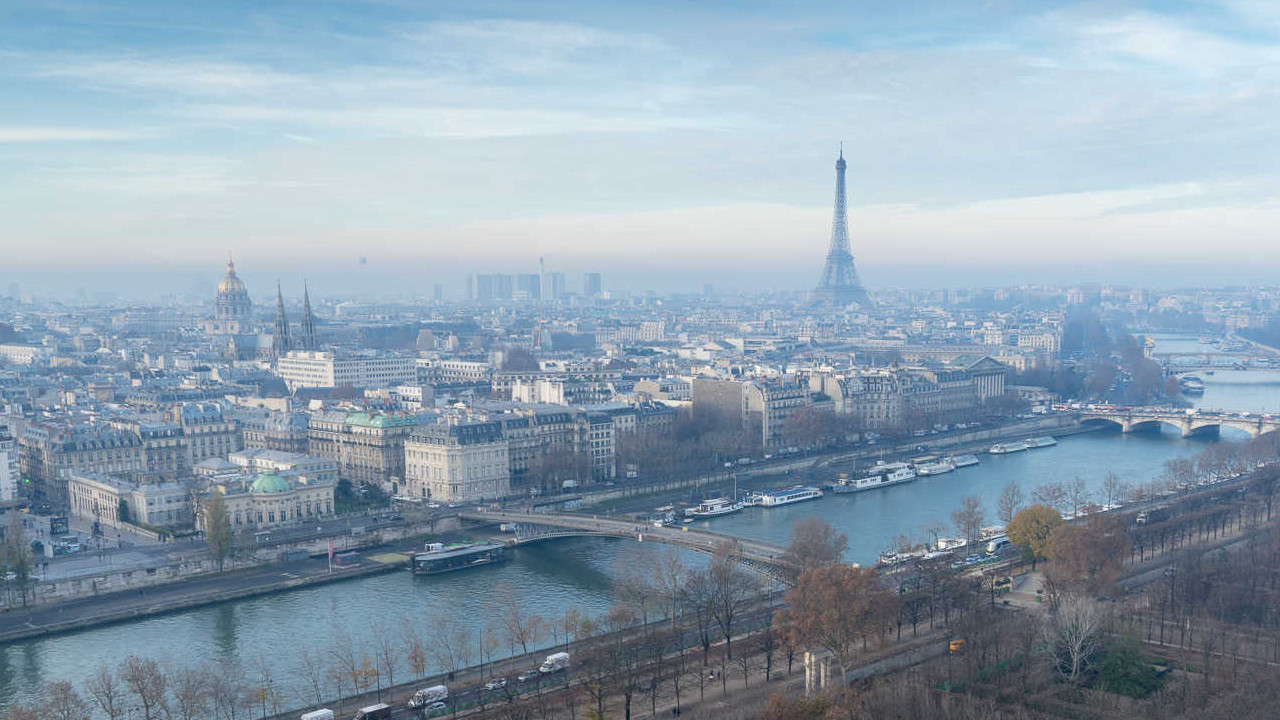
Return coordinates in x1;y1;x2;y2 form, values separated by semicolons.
298;281;318;351
272;281;291;358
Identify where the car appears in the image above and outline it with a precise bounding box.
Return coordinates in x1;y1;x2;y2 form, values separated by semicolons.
425;701;447;714
447;502;461;508
517;669;541;683
484;677;507;691
426;503;441;509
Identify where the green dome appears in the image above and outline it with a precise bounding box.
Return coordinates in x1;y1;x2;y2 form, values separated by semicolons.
249;473;290;493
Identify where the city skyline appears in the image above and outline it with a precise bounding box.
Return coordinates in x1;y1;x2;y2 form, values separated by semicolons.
2;0;1279;297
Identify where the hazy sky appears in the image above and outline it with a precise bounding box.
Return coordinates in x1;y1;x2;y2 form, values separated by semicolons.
2;0;1279;296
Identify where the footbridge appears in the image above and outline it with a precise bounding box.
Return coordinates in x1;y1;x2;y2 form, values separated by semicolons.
458;510;796;584
1079;408;1280;438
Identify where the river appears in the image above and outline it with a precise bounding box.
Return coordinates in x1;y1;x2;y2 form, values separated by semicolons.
4;334;1280;711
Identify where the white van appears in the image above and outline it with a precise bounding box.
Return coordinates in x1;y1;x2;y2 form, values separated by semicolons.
301;711;334;720
353;703;392;720
409;685;449;708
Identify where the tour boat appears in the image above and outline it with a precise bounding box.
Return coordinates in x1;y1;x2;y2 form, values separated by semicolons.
989;441;1029;454
758;485;824;507
829;462;917;493
1180;376;1206;396
1024;436;1058;449
686;497;743;519
950;454;981;468
915;458;957;476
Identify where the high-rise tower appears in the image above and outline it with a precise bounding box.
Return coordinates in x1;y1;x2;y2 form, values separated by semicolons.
813;148;872;308
272;282;291;358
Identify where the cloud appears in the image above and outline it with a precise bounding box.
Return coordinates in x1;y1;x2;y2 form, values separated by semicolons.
43;58;304;95
1077;12;1280;78
0;126;141;142
175;104;725;138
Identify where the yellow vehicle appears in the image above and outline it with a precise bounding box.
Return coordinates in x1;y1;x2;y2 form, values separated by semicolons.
949;638;966;654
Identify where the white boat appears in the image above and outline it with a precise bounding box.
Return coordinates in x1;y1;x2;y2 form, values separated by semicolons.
831;462;917;493
950;454;980;468
989;441;1029;454
686;497;743;519
1025;436;1057;449
759;485;824;507
916;458;956;476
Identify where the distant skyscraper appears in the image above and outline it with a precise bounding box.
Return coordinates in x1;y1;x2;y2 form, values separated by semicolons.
584;272;602;298
433;283;444;301
516;273;542;300
813;148;872;308
546;272;567;300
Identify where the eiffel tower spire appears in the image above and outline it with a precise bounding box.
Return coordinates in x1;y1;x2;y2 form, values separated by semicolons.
298;281;318;351
272;281;291;358
813;146;872;307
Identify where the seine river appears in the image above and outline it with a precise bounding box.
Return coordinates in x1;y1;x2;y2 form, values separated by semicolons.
4;333;1280;711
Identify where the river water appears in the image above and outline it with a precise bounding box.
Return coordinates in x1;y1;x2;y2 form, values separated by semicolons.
4;333;1280;711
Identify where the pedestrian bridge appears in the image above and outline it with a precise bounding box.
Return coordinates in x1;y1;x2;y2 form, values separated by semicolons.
458;510;796;583
1079;409;1280;438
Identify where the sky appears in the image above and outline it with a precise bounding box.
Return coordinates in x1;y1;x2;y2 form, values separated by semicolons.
1;0;1279;298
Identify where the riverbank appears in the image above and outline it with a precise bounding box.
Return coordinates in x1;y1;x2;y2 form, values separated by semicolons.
0;545;410;645
0;416;1082;648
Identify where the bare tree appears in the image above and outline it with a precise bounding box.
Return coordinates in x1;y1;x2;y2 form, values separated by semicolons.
496;582;539;656
774;564;892;688
250;656;282;719
653;550;686;631
428;612;474;680
680;566;717;664
708;541;759;660
295;644;327;707
328;625;361;705
166;663;210;720
44;680;90;720
1031;481;1068;514
922;520;948;550
121;655;168;720
208;658;249;720
1043;595;1105;685
782;517;849;571
370;619;400;691
997;480;1024;524
1101;472;1125;509
1066;477;1090;517
84;665;128;720
951;495;986;546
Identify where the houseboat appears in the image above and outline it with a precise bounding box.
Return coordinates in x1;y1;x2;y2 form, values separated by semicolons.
686;497;743;519
412;541;506;575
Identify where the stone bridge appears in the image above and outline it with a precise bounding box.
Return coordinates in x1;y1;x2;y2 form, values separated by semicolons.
458;510;797;584
1078;409;1280;438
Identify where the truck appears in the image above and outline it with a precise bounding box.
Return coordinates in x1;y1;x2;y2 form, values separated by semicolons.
352;703;392;720
408;685;448;708
301;711;334;720
539;651;571;674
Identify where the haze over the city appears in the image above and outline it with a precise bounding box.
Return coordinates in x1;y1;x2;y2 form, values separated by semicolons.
3;0;1279;297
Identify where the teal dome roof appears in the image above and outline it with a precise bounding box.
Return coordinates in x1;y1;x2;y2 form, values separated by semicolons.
249;473;290;493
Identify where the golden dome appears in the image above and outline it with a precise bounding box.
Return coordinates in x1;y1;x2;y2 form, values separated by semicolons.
218;260;247;294
215;254;253;321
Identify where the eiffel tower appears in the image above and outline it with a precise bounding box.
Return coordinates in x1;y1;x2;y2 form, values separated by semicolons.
812;147;872;308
